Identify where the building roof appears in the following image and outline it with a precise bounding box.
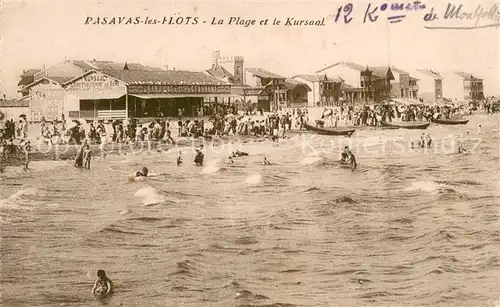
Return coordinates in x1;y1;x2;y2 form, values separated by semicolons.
316;61;367;74
292;74;324;82
23;76;70;89
291;74;344;83
72;60;163;72
101;69;229;85
284;79;312;91
390;66;408;75
206;64;235;79
455;71;482;80
370;66;392;78
416;69;443;79
0;98;30;108
245;68;285;79
21;69;42;78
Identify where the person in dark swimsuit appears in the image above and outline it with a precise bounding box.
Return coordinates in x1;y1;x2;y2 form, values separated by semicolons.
347;152;357;170
92;270;114;298
194;149;204;166
340;146;350;164
136;167;149;177
177;151;183;166
264;157;271;165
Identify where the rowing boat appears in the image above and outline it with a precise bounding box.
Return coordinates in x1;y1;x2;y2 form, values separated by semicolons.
431;118;469;125
304;124;356;136
380;121;431;130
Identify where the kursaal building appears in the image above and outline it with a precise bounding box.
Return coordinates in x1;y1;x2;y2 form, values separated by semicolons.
19;60;234;122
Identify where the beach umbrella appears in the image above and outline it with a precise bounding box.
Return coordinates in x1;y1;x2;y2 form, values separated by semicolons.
19;114;27;119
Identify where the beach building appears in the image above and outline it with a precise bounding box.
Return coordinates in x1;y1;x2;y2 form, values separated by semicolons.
413;69;443;103
244;68;286;112
20;60;232;121
289;74;344;107
442;71;484;102
260;79;311;108
362;66;395;102
390;66;419;100
0;97;30;121
17;69;42;97
316;62;394;103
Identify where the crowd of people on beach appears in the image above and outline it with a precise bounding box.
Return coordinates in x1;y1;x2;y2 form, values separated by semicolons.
316;102;476;128
0;98;497;173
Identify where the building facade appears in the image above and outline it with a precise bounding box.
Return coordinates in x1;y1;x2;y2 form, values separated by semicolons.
244;68;286;112
413;69;443;103
316;62;394;103
390;66;419;99
22;64;232;121
442;71;484;102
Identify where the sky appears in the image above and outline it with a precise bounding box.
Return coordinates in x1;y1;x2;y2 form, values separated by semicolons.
2;0;499;98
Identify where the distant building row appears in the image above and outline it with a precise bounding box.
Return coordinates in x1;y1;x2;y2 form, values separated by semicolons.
205;52;485;109
2;53;486;122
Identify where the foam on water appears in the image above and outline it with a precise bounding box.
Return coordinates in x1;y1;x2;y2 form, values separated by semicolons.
0;187;38;209
246;173;262;185
405;180;442;194
134;186;166;206
301;156;323;165
200;159;221;174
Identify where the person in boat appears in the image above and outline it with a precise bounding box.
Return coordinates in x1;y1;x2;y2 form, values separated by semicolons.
83;144;92;169
136;166;149;177
177;151;183;166
92;270;114;298
264;157;271;165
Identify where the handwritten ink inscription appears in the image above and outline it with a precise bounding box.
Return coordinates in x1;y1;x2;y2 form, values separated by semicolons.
332;1;426;24
424;3;500;30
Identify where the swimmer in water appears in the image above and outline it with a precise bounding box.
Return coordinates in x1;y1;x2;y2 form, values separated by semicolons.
340;146;350;164
347;151;357;170
228;156;234;164
136;167;149;177
83;144;92;169
264;157;271;165
177;151;183;166
458;141;467;154
194;149;204;166
92;270;114;297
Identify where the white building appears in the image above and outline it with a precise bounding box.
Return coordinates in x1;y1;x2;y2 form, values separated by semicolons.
413;69;443;103
289;75;323;107
442;71;484;102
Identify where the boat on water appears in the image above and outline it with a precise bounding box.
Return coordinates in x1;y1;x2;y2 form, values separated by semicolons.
431;118;469;125
380;121;431;129
304;123;355;136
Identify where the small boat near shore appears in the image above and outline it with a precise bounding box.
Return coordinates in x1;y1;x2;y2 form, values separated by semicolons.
304;123;355;136
380;121;431;130
431;118;469;125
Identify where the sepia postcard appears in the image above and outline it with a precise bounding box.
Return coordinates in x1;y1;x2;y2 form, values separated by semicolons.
0;0;499;306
